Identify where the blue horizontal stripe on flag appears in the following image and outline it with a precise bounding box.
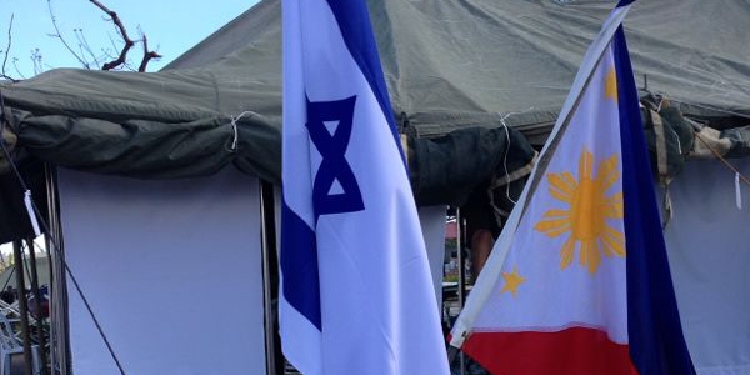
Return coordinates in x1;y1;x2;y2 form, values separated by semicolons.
616;26;696;375
280;199;322;330
323;0;406;170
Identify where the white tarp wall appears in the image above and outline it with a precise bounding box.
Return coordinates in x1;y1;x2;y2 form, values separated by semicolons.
58;168;266;375
664;159;750;375
418;206;448;309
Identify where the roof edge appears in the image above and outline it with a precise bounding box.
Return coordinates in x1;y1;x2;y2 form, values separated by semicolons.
161;0;275;70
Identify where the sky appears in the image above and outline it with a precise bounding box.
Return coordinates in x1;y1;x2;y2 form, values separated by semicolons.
0;0;260;77
0;0;260;254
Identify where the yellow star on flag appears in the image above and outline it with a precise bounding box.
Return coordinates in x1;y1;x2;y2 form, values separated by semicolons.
500;266;525;297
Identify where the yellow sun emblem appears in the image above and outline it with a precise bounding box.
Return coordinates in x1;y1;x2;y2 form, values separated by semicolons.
534;149;625;274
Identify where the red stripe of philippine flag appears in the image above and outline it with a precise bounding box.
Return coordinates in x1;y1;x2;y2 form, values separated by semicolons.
449;2;696;375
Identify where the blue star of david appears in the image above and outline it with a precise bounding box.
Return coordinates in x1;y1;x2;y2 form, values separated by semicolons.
306;95;365;219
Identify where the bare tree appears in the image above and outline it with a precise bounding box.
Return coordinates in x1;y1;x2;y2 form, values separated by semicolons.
0;0;162;81
47;0;91;69
85;0;161;71
0;14;16;81
138;31;160;72
30;49;43;76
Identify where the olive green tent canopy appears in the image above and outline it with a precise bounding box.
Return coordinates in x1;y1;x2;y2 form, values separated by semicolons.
2;0;749;244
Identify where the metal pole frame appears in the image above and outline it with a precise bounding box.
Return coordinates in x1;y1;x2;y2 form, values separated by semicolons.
12;240;33;375
455;207;467;375
26;237;48;375
259;180;282;375
44;164;70;375
41;167;280;375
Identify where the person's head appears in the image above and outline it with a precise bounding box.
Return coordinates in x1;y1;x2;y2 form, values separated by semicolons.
5;286;11;291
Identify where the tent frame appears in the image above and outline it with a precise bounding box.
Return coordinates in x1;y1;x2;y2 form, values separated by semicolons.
44;165;70;375
42;165;282;375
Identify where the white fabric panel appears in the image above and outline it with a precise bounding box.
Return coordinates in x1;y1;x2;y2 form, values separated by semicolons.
273;197;446;314
58;168;266;375
664;159;750;375
418;206;447;309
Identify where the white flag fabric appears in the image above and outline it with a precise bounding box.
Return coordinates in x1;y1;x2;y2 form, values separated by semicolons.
281;1;450;375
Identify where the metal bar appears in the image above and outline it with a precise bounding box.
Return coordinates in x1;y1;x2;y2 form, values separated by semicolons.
44;164;58;375
259;180;280;375
45;164;69;375
456;209;466;309
455;208;466;375
13;240;33;375
43;233;56;375
26;238;48;375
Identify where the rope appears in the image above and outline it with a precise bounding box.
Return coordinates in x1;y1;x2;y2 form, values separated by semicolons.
499;114;517;204
694;132;750;187
226;110;257;152
0;94;127;375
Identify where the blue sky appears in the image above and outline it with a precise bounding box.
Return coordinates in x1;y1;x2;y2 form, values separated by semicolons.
0;0;260;77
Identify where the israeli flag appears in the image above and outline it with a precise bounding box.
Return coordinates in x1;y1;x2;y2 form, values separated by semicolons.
281;0;450;375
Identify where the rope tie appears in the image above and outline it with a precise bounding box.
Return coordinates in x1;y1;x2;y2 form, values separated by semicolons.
228;111;257;152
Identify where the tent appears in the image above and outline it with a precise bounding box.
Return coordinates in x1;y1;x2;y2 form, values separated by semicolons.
0;0;749;373
2;0;750;245
2;0;750;241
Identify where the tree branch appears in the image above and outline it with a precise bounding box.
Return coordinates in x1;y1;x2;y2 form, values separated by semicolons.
1;13;15;81
138;32;160;72
11;57;26;79
87;0;134;70
74;28;101;67
30;48;43;75
47;0;91;69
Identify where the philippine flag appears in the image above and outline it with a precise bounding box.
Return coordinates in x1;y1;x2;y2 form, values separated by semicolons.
281;1;450;375
450;2;697;375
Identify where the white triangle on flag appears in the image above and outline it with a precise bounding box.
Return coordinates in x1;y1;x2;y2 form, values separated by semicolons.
323;120;339;136
328;178;344;195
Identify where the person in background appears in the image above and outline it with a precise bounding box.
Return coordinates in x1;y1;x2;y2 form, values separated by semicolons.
461;182;500;282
